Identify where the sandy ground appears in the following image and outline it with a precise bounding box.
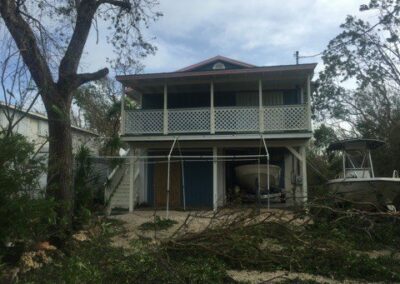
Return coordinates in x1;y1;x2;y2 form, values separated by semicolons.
109;208;305;248
110;210;211;248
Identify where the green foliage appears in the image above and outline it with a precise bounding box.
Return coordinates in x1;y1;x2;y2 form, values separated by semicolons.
74;145;101;227
0;134;56;257
315;0;400;176
307;125;341;194
73;79;132;156
313;124;338;149
20;220;229;284
139;216;178;231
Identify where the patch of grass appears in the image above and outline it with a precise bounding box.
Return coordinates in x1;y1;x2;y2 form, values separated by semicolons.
138;216;178;231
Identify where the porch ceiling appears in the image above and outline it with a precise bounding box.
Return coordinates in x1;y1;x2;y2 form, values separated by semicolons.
122;134;311;149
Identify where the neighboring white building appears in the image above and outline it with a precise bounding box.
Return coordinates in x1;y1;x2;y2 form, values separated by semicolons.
0;103;101;189
0;103;100;154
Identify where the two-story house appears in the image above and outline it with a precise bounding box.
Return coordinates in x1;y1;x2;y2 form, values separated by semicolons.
109;56;316;212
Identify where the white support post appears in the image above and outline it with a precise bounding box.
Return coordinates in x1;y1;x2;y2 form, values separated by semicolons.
306;76;312;131
258;80;264;132
210;81;215;134
300;145;308;203
213;146;218;211
129;156;134;212
163;84;168;135
121;85;126;135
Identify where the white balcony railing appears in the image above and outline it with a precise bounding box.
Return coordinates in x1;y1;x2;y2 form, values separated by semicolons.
124;104;310;135
169;108;210;133
215;107;259;132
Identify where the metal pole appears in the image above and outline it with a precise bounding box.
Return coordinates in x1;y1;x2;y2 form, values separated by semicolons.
177;141;186;211
343;151;346;179
260;135;270;209
166;137;178;219
129;156;134;212
181;160;186;211
257;158;261;212
368;150;375;178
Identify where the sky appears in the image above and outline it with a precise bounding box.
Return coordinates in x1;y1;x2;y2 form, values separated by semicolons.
83;0;367;76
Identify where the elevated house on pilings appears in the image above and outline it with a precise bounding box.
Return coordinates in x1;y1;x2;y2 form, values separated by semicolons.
107;56;316;212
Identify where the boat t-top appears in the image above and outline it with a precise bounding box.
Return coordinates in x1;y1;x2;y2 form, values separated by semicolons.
327;139;400;211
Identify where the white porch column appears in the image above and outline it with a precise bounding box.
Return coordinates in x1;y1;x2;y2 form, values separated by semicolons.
300;145;308;203
306;75;312;131
213;146;218;211
258;79;264;132
163;84;168;135
121;85;126;135
210;81;215;134
129;156;134;212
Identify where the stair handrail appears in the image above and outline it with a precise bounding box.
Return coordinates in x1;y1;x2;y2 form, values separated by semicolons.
104;149;131;215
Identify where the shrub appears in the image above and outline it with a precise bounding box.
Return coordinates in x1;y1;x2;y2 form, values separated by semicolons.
0;134;56;261
73;145;101;227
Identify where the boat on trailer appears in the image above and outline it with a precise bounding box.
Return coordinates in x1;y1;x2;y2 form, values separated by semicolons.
327;139;400;211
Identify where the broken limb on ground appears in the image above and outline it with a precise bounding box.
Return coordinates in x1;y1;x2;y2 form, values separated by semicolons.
108;202;400;283
11;198;400;283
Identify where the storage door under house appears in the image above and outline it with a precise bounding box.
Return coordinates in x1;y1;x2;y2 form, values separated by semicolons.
147;156;213;209
153;162;181;208
183;160;213;208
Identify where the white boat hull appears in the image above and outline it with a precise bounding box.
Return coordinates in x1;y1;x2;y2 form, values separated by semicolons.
327;178;400;210
235;164;281;191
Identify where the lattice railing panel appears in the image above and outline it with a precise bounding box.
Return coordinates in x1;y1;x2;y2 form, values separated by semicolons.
215;107;259;132
263;105;308;131
125;109;163;134
168;108;210;133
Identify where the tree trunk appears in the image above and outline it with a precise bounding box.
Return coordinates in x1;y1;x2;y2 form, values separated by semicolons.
45;93;74;224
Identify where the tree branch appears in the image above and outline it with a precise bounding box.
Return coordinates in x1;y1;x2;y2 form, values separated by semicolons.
98;0;132;10
0;0;55;95
59;0;99;78
76;68;109;87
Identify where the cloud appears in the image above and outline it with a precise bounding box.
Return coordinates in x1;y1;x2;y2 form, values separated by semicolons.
79;0;368;76
139;0;366;72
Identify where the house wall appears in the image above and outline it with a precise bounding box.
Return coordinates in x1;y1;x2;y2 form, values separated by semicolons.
140;84;303;110
0;110;100;154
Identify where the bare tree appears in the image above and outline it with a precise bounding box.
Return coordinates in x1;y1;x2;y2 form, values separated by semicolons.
0;0;160;224
0;34;41;136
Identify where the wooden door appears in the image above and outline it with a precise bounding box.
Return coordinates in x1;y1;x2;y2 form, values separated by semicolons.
154;162;181;208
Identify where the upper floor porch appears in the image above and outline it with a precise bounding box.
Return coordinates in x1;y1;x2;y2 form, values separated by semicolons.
117;57;316;141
